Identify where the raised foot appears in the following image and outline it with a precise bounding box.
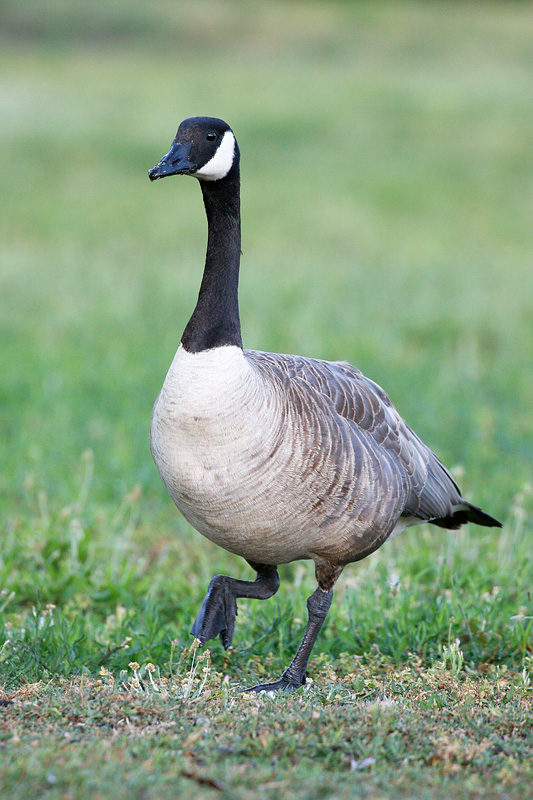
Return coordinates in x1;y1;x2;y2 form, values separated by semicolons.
244;674;306;694
191;576;238;649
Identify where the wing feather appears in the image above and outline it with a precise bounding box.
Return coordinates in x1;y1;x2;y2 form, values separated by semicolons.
245;350;463;526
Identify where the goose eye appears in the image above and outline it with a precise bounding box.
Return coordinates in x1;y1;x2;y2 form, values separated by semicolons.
206;132;218;142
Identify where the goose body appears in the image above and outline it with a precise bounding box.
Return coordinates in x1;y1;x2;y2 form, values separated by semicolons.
151;345;474;566
148;117;501;691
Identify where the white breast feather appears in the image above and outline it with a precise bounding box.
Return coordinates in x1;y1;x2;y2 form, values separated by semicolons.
150;345;292;562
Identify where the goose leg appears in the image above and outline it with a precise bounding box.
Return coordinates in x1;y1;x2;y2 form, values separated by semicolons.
191;562;280;649
246;560;342;693
245;586;333;692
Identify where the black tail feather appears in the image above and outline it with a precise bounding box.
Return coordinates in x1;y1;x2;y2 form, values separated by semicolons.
432;502;502;531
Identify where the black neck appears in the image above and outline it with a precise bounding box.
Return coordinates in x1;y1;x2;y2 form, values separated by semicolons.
181;169;242;352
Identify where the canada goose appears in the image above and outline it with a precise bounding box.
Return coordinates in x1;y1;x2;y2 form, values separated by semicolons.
148;116;501;692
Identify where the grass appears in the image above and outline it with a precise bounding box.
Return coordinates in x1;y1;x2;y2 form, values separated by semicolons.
0;0;532;797
0;658;531;800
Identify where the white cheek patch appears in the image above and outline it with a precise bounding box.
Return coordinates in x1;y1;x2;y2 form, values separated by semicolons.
196;131;235;181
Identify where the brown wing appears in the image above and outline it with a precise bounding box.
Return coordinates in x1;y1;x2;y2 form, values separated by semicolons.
246;350;465;525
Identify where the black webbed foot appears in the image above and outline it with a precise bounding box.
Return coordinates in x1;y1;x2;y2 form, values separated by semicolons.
244;673;306;693
190;565;280;650
191;575;238;649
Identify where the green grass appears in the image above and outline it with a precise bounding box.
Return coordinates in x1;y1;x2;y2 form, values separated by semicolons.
0;1;532;797
0;661;531;800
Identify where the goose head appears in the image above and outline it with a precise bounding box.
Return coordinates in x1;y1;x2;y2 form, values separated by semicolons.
148;116;239;183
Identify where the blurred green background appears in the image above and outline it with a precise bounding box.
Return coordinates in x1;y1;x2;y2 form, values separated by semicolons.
0;0;532;681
